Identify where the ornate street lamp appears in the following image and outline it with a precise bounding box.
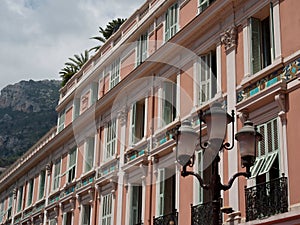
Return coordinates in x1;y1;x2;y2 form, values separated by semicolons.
174;102;262;225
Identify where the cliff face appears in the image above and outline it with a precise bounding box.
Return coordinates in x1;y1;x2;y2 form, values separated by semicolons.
0;80;60;169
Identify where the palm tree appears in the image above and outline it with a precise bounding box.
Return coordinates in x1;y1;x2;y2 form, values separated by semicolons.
60;50;89;86
90;18;126;52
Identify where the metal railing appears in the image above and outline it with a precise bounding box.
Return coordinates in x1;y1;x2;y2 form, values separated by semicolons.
191;199;222;225
245;176;288;221
153;211;178;225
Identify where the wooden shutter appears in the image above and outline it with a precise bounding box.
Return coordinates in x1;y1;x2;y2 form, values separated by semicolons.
158;169;165;216
250;17;262;74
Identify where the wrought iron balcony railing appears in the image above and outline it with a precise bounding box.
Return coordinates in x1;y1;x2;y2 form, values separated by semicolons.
245;176;288;221
153;211;178;225
191;199;223;225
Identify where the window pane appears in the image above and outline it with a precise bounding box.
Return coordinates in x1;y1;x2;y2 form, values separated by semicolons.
250;17;262;74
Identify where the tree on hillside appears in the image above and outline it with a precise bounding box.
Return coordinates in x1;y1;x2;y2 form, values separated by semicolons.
90;18;126;52
60;50;89;86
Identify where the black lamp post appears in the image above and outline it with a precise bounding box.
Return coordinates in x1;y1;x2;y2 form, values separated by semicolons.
174;102;262;225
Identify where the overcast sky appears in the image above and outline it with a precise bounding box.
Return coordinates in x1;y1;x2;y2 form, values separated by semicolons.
0;0;145;90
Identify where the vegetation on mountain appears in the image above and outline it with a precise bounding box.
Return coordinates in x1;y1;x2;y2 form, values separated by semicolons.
0;80;60;171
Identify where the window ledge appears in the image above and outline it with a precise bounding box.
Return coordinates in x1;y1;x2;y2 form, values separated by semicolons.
241;58;283;87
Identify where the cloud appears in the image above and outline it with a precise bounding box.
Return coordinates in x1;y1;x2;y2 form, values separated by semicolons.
0;0;145;90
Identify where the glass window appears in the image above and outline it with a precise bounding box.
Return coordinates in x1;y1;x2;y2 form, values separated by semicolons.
198;50;217;105
58;110;65;132
162;81;177;126
110;59;120;89
198;0;215;13
27;178;34;206
165;3;178;41
7;194;13;219
105;119;117;161
84;137;95;173
137;32;148;66
63;212;72;225
68;148;77;182
91;82;99;105
102;193;113;225
39;170;46;200
130;186;142;225
250;4;274;74
17;185;23;212
131;99;145;145
73;98;80;119
52;159;61;191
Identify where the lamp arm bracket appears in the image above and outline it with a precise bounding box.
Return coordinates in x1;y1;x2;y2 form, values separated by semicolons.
221;171;250;191
181;170;210;190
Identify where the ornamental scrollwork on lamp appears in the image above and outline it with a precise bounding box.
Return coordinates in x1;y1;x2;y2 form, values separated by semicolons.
221;26;238;52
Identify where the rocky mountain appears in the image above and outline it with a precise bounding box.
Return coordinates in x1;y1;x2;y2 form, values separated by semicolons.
0;80;60;170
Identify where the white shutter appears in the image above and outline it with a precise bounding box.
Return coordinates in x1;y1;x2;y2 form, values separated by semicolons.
131;103;137;144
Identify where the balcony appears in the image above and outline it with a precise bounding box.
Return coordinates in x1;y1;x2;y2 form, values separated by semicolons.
245;176;288;221
191;199;223;225
153;211;178;225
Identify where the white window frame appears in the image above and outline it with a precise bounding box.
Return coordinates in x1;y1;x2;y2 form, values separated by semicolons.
136;32;148;66
38;170;46;200
67;148;77;182
52;159;61;191
110;58;120;89
81;204;91;225
104;119;117;161
73;98;80;120
130;99;146;145
84;137;95;173
249;3;275;75
165;3;178;41
27;178;34;207
7;194;13;219
17;185;23;212
90;82;99;105
57;110;65;133
198;50;217;105
101;193;113;225
129;185;142;225
198;0;212;14
162;80;177;126
157;168;165;216
62;211;73;225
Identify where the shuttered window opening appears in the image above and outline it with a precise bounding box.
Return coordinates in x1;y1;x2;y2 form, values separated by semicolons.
105;119;117;161
165;3;178;41
250;118;279;178
102;193;113;225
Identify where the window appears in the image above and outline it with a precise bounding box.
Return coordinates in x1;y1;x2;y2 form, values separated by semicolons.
91;82;99;105
63;212;72;225
58;111;65;132
52;159;61;191
38;170;46;200
73;98;80;119
157;168;175;216
105;119;117;161
81;205;91;225
68;148;77;182
7;194;12;219
130;186;142;225
250;118;280;183
27;178;34;207
17;185;23;212
250;4;274;74
198;50;217;105
0;200;4;222
165;4;178;41
110;59;120;89
196;150;212;203
102;193;113;225
131;99;145;145
162;81;177;125
49;218;57;225
84;137;95;173
137;32;148;66
198;0;215;13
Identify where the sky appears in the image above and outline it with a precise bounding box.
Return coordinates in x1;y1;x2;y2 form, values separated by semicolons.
0;0;145;90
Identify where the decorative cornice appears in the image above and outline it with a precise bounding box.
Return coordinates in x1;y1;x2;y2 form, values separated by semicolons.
221;26;237;52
